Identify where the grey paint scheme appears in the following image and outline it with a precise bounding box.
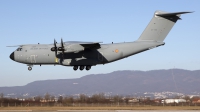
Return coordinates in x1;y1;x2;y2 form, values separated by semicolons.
9;11;192;69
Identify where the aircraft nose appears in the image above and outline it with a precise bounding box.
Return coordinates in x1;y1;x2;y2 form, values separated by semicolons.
10;52;14;61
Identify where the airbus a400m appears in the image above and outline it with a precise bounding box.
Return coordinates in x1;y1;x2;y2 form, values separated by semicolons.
9;11;192;71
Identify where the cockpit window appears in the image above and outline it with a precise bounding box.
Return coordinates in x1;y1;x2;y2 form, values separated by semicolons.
16;48;23;51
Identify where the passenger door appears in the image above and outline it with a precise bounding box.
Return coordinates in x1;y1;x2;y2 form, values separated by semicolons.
30;55;36;63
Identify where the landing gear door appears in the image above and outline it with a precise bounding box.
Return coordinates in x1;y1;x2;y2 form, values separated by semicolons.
30;55;36;63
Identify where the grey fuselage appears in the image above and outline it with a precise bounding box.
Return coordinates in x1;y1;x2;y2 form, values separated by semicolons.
11;41;164;66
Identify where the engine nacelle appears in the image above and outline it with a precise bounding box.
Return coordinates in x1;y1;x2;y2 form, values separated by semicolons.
58;47;64;51
65;44;84;53
51;47;56;51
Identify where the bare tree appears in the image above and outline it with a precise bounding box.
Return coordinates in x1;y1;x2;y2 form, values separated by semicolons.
44;93;50;101
63;96;74;104
68;96;74;104
90;93;107;103
58;95;63;103
0;93;3;99
113;95;122;103
183;95;191;102
34;96;42;102
0;93;3;103
79;94;88;103
50;95;55;101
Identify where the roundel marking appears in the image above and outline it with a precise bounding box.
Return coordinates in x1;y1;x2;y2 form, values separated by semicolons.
115;49;119;53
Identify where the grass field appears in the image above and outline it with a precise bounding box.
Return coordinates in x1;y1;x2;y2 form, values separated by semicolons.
0;106;200;111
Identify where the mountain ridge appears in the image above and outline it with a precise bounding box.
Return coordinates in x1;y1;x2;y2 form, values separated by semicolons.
0;69;200;97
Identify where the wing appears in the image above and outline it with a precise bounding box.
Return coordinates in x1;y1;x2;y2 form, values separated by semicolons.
65;41;102;49
63;41;102;53
7;45;24;47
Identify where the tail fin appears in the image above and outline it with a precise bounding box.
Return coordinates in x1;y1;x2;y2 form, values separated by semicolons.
138;11;192;42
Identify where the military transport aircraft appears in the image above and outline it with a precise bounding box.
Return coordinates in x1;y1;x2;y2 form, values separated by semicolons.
8;11;192;71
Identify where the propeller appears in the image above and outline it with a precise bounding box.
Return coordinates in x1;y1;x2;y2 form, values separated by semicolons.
52;38;65;59
51;39;58;55
56;38;65;58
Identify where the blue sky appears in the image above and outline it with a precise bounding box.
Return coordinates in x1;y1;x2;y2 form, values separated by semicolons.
0;0;200;86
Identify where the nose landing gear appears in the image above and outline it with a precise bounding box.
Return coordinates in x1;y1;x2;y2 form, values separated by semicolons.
28;66;32;71
27;65;33;71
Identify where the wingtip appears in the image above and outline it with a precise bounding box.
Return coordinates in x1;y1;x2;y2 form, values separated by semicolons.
6;45;23;47
183;11;194;13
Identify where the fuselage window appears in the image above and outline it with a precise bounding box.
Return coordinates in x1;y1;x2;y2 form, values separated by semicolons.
16;48;23;51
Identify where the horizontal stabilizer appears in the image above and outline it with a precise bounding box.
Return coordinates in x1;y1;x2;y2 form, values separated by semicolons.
156;11;193;17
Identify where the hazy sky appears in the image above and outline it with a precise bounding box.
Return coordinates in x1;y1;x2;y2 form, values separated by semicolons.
0;0;200;86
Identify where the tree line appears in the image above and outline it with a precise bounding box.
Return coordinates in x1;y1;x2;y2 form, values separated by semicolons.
0;92;200;107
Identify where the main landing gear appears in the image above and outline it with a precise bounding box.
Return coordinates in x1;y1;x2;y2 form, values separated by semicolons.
73;66;78;71
73;66;91;71
86;66;91;70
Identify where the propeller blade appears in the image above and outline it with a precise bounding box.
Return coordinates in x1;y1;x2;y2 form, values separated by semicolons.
61;38;64;48
54;39;57;48
54;39;57;57
61;38;64;58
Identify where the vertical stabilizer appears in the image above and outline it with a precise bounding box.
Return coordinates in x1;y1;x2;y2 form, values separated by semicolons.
138;11;192;42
